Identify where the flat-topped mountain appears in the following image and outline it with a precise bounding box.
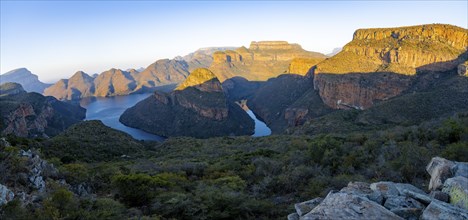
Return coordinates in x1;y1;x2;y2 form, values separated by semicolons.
313;24;468;109
226;24;468;133
209;41;327;81
316;24;468;75
119;68;254;138
0;68;51;93
0;82;85;137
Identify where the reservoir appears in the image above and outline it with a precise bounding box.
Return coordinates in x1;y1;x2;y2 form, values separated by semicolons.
80;93;271;140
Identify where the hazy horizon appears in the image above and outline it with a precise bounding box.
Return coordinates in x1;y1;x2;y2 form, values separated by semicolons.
1;0;467;83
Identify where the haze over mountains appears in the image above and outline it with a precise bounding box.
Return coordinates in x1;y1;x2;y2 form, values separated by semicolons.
7;41;324;101
0;68;51;94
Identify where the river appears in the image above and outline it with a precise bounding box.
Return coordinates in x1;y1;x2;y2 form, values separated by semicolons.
80;93;271;140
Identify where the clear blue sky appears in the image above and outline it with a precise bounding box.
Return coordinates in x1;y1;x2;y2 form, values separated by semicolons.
1;1;467;83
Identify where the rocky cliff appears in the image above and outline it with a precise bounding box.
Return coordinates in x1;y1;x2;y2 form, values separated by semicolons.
0;83;85;137
313;24;468;109
289;157;468;220
119;68;254;138
209;41;327;81
0;68;51;94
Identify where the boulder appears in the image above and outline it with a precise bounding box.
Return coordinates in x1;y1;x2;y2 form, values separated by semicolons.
401;189;434;205
384;196;425;219
301;191;403;220
0;184;14;206
452;162;468;178
421;200;468;220
370;181;400;198
442;176;468;209
430;191;450;203
426;157;455;191
384;196;425;210
391;208;422;220
294;198;323;216
395;183;428;196
287;213;299;220
340;182;384;204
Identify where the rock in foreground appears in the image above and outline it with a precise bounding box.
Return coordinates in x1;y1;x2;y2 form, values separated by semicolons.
290;157;468;220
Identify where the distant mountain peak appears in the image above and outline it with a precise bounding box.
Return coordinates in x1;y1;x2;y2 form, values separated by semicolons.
0;68;50;93
2;67;30;76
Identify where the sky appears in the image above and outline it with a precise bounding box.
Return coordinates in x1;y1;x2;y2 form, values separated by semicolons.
1;1;467;83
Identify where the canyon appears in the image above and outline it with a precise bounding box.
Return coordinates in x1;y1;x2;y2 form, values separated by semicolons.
119;68;254;138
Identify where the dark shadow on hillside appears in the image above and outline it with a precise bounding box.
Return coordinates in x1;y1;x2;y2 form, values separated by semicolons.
238;73;333;133
222;76;265;101
132;83;178;94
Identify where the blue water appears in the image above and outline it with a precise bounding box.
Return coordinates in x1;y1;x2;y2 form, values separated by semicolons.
80;93;271;140
246;110;272;137
80;94;165;141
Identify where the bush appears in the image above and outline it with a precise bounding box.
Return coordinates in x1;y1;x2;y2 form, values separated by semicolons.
112;173;170;207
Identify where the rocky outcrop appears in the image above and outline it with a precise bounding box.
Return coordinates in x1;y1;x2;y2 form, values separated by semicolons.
290;157;468;220
19;150;57;192
209;41;327;82
0;82;26;97
120;68;254;138
313;24;468;110
426;157;456;191
0;68;51;93
0;184;14;206
426;159;468;210
443;176;468;209
421;199;468;220
302;191;403;220
0;83;86;137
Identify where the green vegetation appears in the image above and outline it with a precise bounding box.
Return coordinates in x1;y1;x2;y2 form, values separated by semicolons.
1;110;467;219
42;120;146;162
